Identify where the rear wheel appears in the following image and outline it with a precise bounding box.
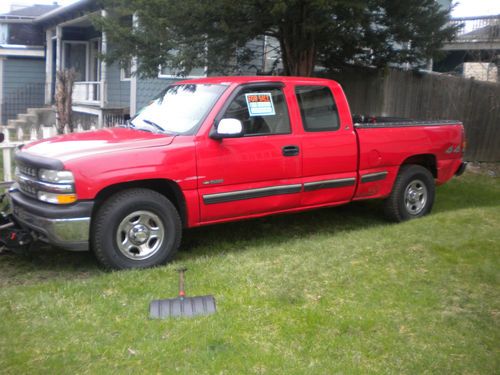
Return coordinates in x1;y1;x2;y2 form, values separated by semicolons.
384;165;435;222
91;188;182;270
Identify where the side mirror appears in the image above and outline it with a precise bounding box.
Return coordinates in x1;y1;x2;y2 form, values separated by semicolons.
210;118;244;139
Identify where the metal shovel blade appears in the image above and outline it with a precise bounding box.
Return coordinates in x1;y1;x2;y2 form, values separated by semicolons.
149;295;216;319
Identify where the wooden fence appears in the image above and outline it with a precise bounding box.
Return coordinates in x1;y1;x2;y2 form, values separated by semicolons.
327;67;500;162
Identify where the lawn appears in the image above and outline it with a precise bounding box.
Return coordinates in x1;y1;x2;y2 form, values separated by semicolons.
0;171;499;374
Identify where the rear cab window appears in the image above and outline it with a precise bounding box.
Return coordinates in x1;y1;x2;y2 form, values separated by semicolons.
295;86;340;132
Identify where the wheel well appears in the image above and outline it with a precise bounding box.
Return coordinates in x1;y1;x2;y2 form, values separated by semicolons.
92;179;187;226
401;154;437;177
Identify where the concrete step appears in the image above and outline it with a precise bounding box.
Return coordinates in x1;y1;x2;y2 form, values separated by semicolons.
7;119;26;128
26;107;52;115
17;113;37;127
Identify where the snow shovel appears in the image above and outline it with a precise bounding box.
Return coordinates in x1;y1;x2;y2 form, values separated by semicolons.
149;267;216;319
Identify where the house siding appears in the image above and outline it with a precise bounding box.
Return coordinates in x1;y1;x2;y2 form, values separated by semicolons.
106;61;130;108
136;77;177;111
1;57;45;124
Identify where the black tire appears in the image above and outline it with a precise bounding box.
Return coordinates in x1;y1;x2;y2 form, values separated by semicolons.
383;165;435;222
91;188;182;270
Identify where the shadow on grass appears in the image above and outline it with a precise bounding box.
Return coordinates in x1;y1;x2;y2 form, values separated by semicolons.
1;200;386;286
0;244;102;287
179;199;387;260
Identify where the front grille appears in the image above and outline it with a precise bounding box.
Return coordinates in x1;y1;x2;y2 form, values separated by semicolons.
18;164;38;178
17;175;38;197
15;162;75;202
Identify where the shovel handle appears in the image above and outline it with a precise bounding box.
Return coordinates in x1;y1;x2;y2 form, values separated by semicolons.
177;267;187;298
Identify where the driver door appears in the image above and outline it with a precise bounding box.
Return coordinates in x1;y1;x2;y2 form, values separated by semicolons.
196;83;302;223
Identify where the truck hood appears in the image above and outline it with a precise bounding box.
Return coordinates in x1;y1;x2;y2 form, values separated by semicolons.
21;128;175;164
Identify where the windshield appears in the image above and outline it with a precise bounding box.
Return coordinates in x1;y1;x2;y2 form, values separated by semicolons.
130;83;228;135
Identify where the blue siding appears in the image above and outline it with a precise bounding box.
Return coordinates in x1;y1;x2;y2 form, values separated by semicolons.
1;57;45;124
136;77;177;111
106;61;130;108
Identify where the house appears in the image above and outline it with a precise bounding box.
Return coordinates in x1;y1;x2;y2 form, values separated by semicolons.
0;3;58;125
434;14;500;82
34;0;198;128
0;0;211;129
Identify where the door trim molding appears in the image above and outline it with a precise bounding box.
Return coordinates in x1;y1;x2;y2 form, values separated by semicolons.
360;171;388;183
203;184;302;205
303;177;356;192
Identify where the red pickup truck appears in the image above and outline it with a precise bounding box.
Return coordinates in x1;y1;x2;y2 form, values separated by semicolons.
3;76;466;269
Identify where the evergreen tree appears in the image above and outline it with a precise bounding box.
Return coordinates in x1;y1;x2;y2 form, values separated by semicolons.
94;0;457;77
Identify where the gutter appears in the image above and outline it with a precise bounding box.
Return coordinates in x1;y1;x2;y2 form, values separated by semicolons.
34;0;96;25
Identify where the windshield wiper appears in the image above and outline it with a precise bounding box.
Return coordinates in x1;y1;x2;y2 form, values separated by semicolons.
141;119;165;132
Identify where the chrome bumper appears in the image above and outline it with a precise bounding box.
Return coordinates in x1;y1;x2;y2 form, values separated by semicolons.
9;190;92;251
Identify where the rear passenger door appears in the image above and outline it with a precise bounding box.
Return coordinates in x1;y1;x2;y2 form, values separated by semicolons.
295;84;358;206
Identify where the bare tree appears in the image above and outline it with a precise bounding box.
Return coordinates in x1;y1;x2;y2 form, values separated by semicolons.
55;69;76;134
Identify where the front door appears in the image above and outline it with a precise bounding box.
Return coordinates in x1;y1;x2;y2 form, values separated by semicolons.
62;41;88;81
196;84;302;223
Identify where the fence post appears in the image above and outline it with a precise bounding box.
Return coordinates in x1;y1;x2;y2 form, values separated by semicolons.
3;134;12;182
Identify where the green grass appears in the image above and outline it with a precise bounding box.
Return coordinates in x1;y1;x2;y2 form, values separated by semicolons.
1;172;499;374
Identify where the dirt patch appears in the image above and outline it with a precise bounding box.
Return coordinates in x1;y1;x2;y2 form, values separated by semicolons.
466;162;500;178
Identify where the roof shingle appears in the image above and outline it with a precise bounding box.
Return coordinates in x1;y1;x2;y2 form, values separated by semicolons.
0;4;59;18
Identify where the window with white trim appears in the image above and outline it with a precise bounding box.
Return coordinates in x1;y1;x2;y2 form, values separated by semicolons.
120;59;132;81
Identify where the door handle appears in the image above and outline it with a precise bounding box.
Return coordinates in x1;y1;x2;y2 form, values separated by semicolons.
282;145;300;156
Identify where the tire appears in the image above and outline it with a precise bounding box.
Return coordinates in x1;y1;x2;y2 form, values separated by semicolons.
383;165;435;222
91;188;182;270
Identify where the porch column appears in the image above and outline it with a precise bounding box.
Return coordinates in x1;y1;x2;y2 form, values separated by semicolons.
55;25;62;74
130;13;139;116
45;28;53;105
0;58;4;125
99;9;108;125
54;25;62;129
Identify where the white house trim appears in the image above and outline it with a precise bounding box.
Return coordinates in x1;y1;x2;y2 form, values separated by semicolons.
0;46;44;58
99;9;108;112
45;29;53;105
55;25;62;75
0;58;4;123
129;12;139;116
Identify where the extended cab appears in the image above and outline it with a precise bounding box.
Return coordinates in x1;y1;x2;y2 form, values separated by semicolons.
4;76;466;269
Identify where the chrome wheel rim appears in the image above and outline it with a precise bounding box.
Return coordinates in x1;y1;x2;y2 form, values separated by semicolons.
404;179;428;215
116;210;165;260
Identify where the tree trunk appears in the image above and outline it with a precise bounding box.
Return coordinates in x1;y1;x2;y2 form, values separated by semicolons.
279;36;316;76
55;69;76;134
277;3;317;77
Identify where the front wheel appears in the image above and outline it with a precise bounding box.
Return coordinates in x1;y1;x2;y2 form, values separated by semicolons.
91;188;182;270
384;165;435;222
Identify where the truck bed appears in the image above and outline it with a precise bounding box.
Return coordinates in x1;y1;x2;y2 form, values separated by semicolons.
352;117;464;200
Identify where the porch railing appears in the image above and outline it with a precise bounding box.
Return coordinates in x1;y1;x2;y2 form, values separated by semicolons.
72;81;101;105
449;15;500;41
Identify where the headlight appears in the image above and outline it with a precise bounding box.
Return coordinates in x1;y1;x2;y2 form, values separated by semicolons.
36;169;76;204
39;169;75;184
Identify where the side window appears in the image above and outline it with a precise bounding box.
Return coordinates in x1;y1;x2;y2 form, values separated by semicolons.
295;86;340;132
222;87;291;136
